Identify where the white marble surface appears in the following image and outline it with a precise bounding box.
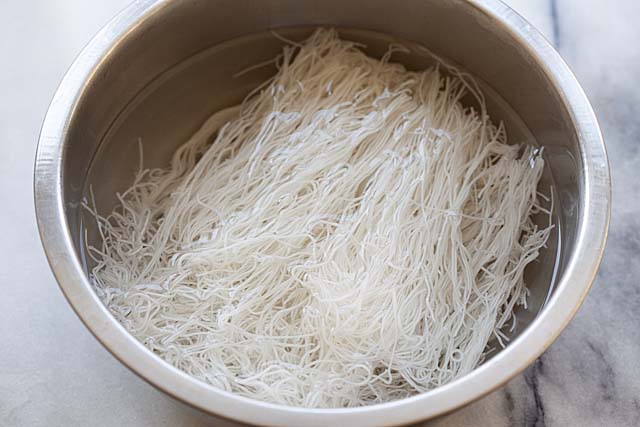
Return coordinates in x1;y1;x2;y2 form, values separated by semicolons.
1;0;638;426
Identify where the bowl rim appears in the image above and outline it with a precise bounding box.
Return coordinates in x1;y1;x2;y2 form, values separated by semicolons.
34;0;610;425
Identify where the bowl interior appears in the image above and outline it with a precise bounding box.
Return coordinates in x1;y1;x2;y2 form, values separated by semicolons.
79;27;564;347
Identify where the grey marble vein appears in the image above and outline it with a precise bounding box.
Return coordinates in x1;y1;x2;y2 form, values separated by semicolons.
1;0;638;426
549;0;561;48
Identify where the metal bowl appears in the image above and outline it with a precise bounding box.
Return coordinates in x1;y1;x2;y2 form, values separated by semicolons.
34;0;610;425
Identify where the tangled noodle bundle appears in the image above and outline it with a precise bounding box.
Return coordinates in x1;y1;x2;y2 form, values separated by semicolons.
86;28;552;408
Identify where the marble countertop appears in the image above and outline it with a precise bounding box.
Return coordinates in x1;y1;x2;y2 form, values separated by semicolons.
1;0;638;426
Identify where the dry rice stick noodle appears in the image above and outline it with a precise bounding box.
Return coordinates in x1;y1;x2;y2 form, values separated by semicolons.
85;28;553;408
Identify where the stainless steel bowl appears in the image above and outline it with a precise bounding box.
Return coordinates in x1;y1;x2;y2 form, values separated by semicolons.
34;0;610;425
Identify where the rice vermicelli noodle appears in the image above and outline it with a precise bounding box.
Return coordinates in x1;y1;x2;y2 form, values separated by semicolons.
85;28;553;408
